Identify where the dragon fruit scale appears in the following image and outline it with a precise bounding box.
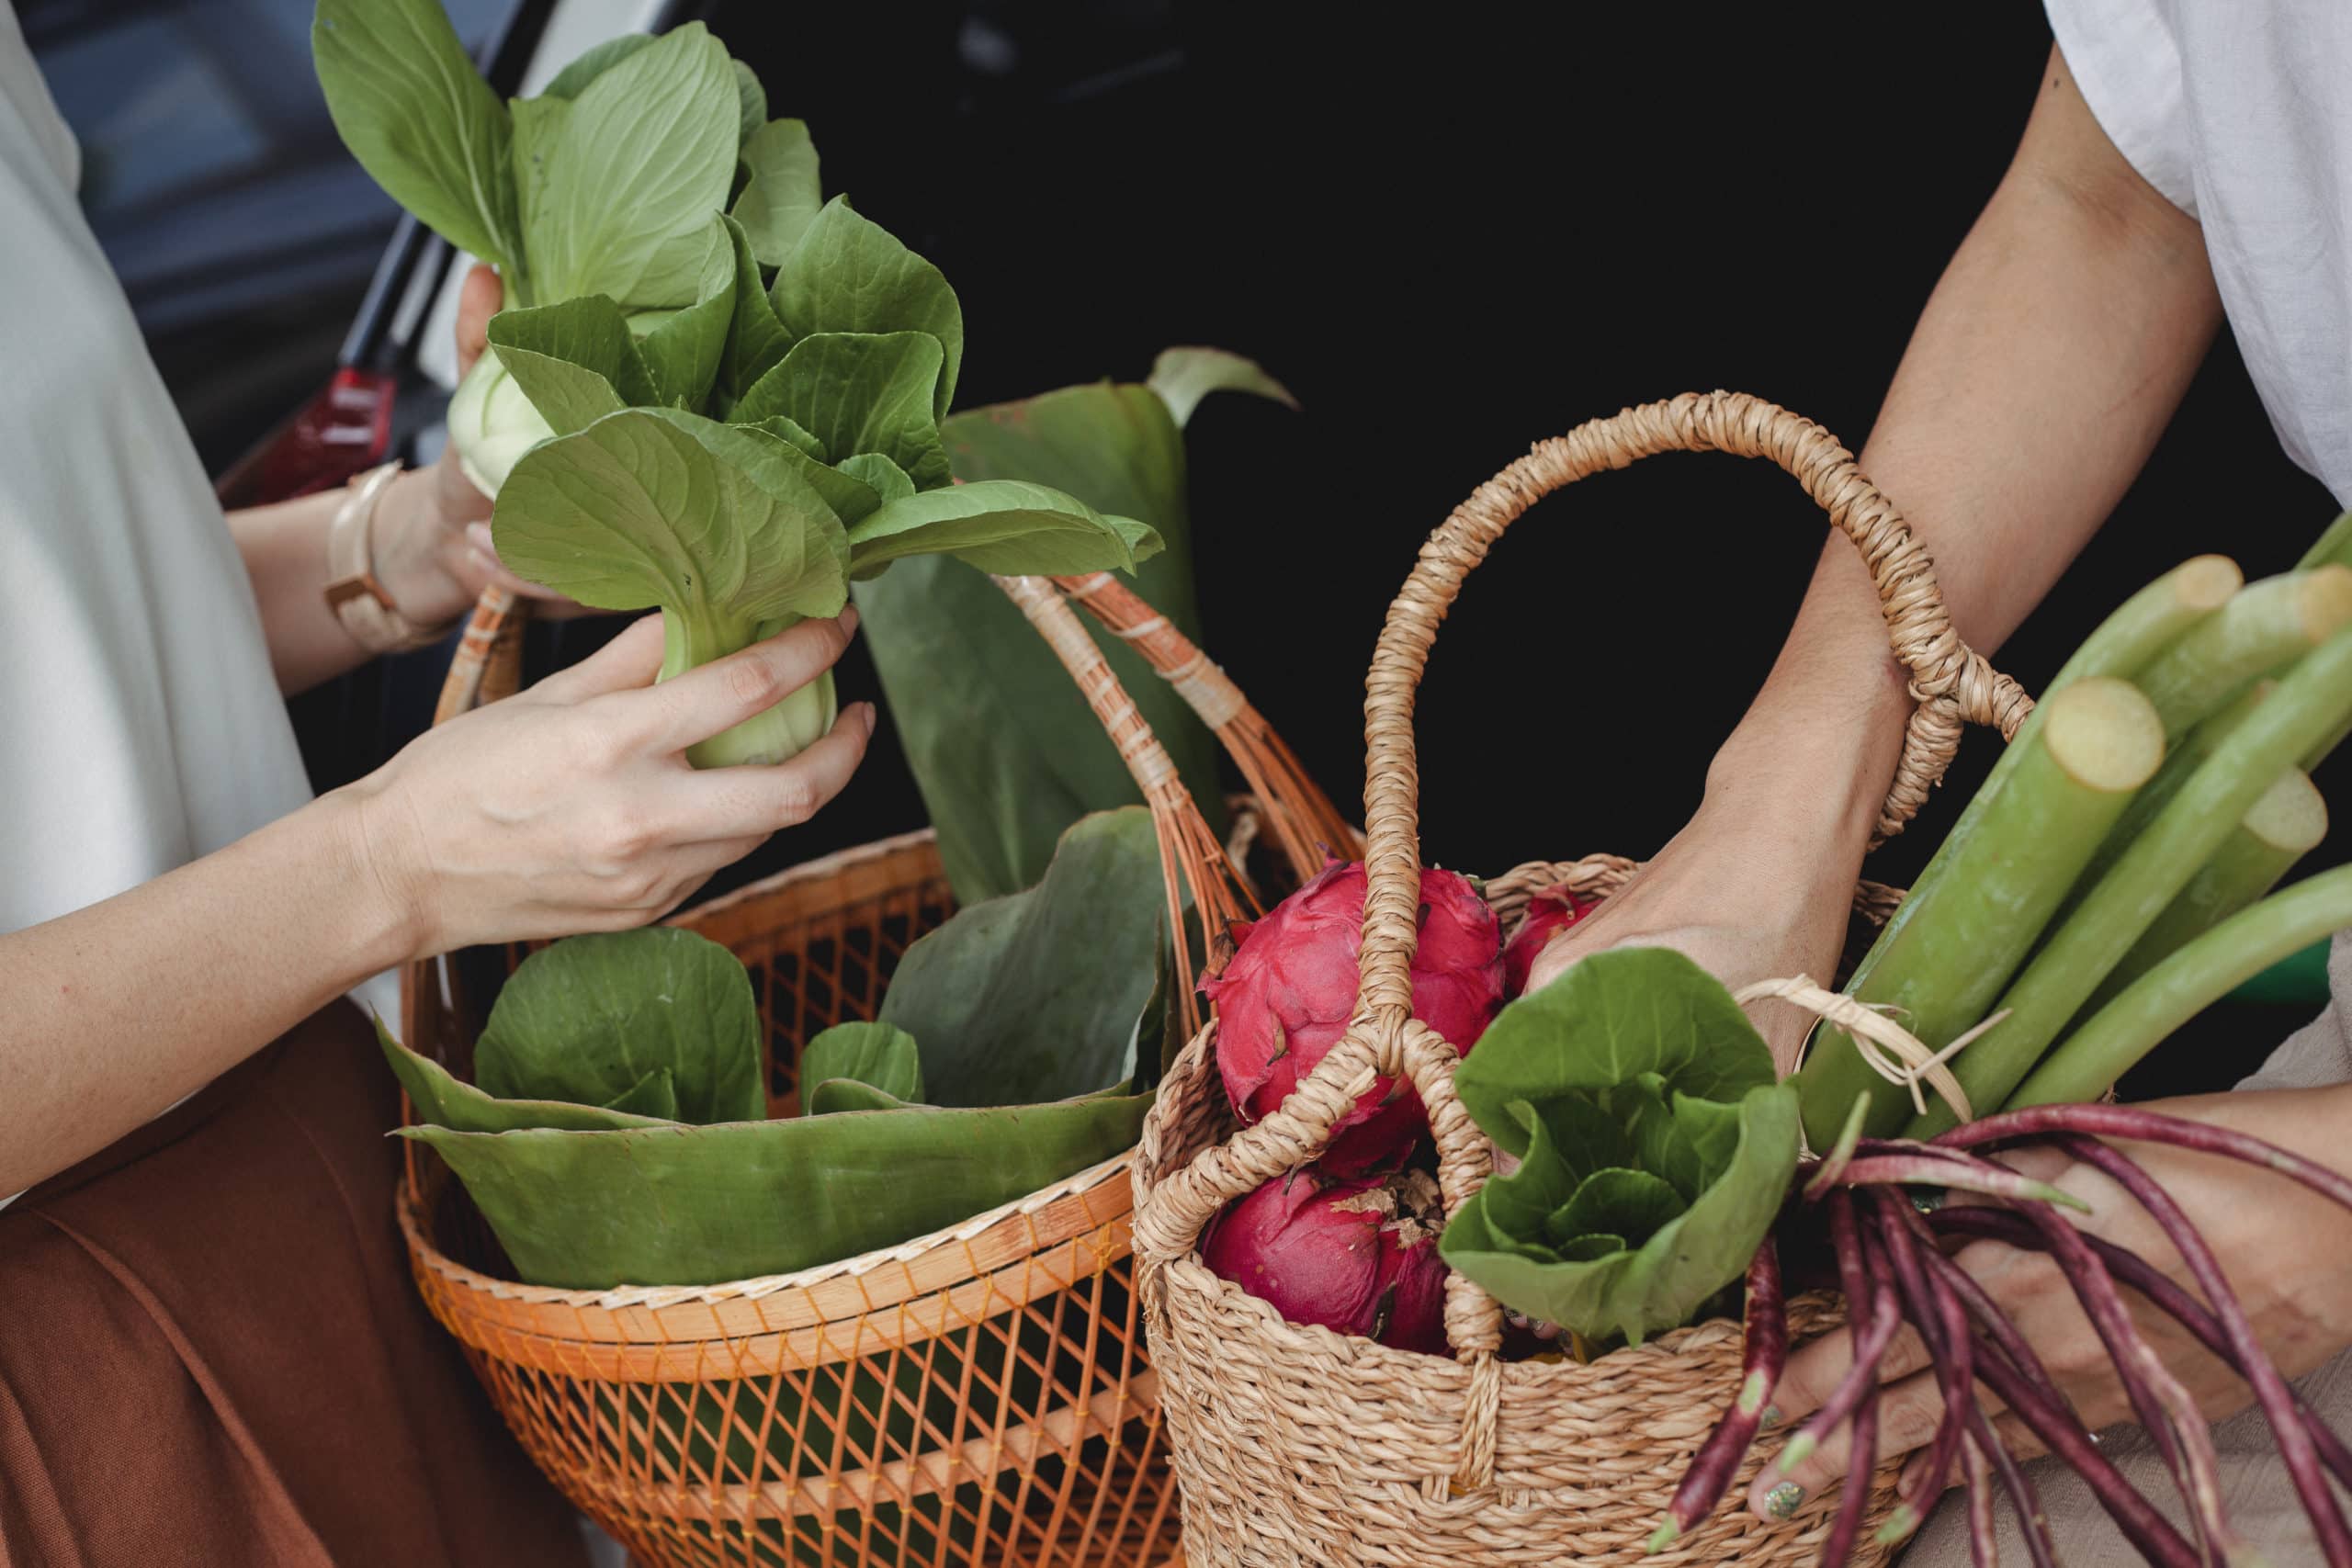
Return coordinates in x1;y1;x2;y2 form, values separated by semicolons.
1200;1165;1449;1354
1502;885;1600;997
1204;859;1502;1174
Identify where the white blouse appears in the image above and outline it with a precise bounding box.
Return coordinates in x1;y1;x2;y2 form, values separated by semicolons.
0;10;396;1057
2049;0;2352;506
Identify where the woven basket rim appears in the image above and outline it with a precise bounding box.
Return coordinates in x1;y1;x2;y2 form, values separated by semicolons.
1152;1248;1844;1390
662;823;941;926
401;1144;1137;1314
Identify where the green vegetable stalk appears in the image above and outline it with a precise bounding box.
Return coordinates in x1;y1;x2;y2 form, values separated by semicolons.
1908;623;2352;1136
2068;677;2275;908
2132;567;2352;741
1822;558;2239;1059
2007;865;2352;1110
2301;510;2352;573
1795;678;2165;1143
2073;768;2326;1022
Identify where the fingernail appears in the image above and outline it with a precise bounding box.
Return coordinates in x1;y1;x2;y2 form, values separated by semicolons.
858;701;878;735
466;522;496;553
839;604;861;635
1758;1404;1784;1431
1763;1482;1806;1521
468;547;498;577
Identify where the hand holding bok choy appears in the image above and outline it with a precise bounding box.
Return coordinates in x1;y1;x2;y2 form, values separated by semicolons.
350;612;871;956
317;1;1162;768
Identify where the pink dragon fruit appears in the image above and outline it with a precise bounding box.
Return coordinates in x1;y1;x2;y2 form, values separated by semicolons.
1205;859;1502;1174
1200;1165;1449;1353
1502;886;1600;997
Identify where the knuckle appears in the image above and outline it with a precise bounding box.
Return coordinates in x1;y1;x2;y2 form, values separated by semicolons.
610;863;664;907
725;653;786;711
591;802;657;863
767;779;820;825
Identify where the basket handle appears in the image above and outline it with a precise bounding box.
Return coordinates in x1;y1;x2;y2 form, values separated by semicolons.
1134;393;2029;1390
1050;571;1361;881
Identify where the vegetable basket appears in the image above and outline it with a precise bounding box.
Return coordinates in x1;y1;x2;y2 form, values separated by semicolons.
1132;392;2032;1566
394;571;1352;1567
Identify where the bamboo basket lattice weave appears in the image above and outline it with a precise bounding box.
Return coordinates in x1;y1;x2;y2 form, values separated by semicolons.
392;567;1326;1568
1131;391;2031;1567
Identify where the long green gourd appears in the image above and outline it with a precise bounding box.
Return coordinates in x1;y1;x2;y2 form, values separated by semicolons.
1909;624;2352;1136
2291;516;2352;767
2132;567;2352;742
2007;864;2352;1110
1794;557;2239;1145
1793;680;2164;1142
2301;510;2352;573
2057;679;2274;927
2072;768;2326;1022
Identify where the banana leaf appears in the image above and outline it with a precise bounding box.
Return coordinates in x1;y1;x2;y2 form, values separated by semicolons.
399;1089;1148;1289
855;347;1295;902
879;807;1168;1106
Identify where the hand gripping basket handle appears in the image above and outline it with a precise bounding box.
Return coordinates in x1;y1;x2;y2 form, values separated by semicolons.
1133;392;2030;1386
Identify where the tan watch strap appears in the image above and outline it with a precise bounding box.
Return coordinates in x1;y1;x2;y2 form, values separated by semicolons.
322;461;444;654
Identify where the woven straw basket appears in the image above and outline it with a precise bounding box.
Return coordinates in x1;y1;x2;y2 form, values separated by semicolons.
392;562;1358;1568
1130;391;2030;1567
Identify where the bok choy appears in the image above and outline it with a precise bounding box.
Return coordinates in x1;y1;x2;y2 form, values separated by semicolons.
316;2;1164;766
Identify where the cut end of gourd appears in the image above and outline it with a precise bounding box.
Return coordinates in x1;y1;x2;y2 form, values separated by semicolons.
2243;768;2328;853
2174;554;2245;610
2041;677;2166;793
2295;564;2352;644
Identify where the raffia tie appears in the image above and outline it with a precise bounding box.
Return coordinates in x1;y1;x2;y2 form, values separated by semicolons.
1740;975;1995;1134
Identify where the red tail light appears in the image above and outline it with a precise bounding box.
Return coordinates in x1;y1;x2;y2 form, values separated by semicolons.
214;365;398;509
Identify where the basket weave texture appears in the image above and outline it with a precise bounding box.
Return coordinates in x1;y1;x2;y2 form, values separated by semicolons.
401;829;1183;1567
1132;392;2028;1567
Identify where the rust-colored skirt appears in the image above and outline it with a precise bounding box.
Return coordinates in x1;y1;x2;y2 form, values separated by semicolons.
0;1002;587;1568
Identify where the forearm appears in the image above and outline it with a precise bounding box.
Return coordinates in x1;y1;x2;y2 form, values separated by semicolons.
231;467;459;694
0;791;416;1193
1714;45;2222;847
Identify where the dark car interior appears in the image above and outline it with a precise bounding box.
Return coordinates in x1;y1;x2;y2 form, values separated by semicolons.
25;0;2344;1101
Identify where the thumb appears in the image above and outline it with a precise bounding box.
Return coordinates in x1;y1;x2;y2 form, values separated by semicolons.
454;263;503;379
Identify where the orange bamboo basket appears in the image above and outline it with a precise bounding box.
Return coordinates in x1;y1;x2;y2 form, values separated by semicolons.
1130;392;2030;1567
393;570;1354;1568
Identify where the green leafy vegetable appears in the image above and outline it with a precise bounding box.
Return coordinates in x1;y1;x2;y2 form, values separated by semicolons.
313;0;519;281
799;1021;924;1109
378;1019;677;1134
730;118;821;265
1146;345;1301;428
879;808;1170;1106
473;927;765;1125
521;26;738;307
322;14;1187;770
859;350;1295;900
391;812;1170;1289
1439;948;1802;1345
401;1089;1148;1289
770;197;964;421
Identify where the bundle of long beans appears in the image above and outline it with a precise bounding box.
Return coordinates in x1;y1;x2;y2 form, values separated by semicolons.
1657;1103;2352;1567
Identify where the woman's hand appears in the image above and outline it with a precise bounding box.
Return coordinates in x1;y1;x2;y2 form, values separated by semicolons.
343;609;874;958
1522;706;1903;1071
1750;1085;2352;1523
368;264;594;627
